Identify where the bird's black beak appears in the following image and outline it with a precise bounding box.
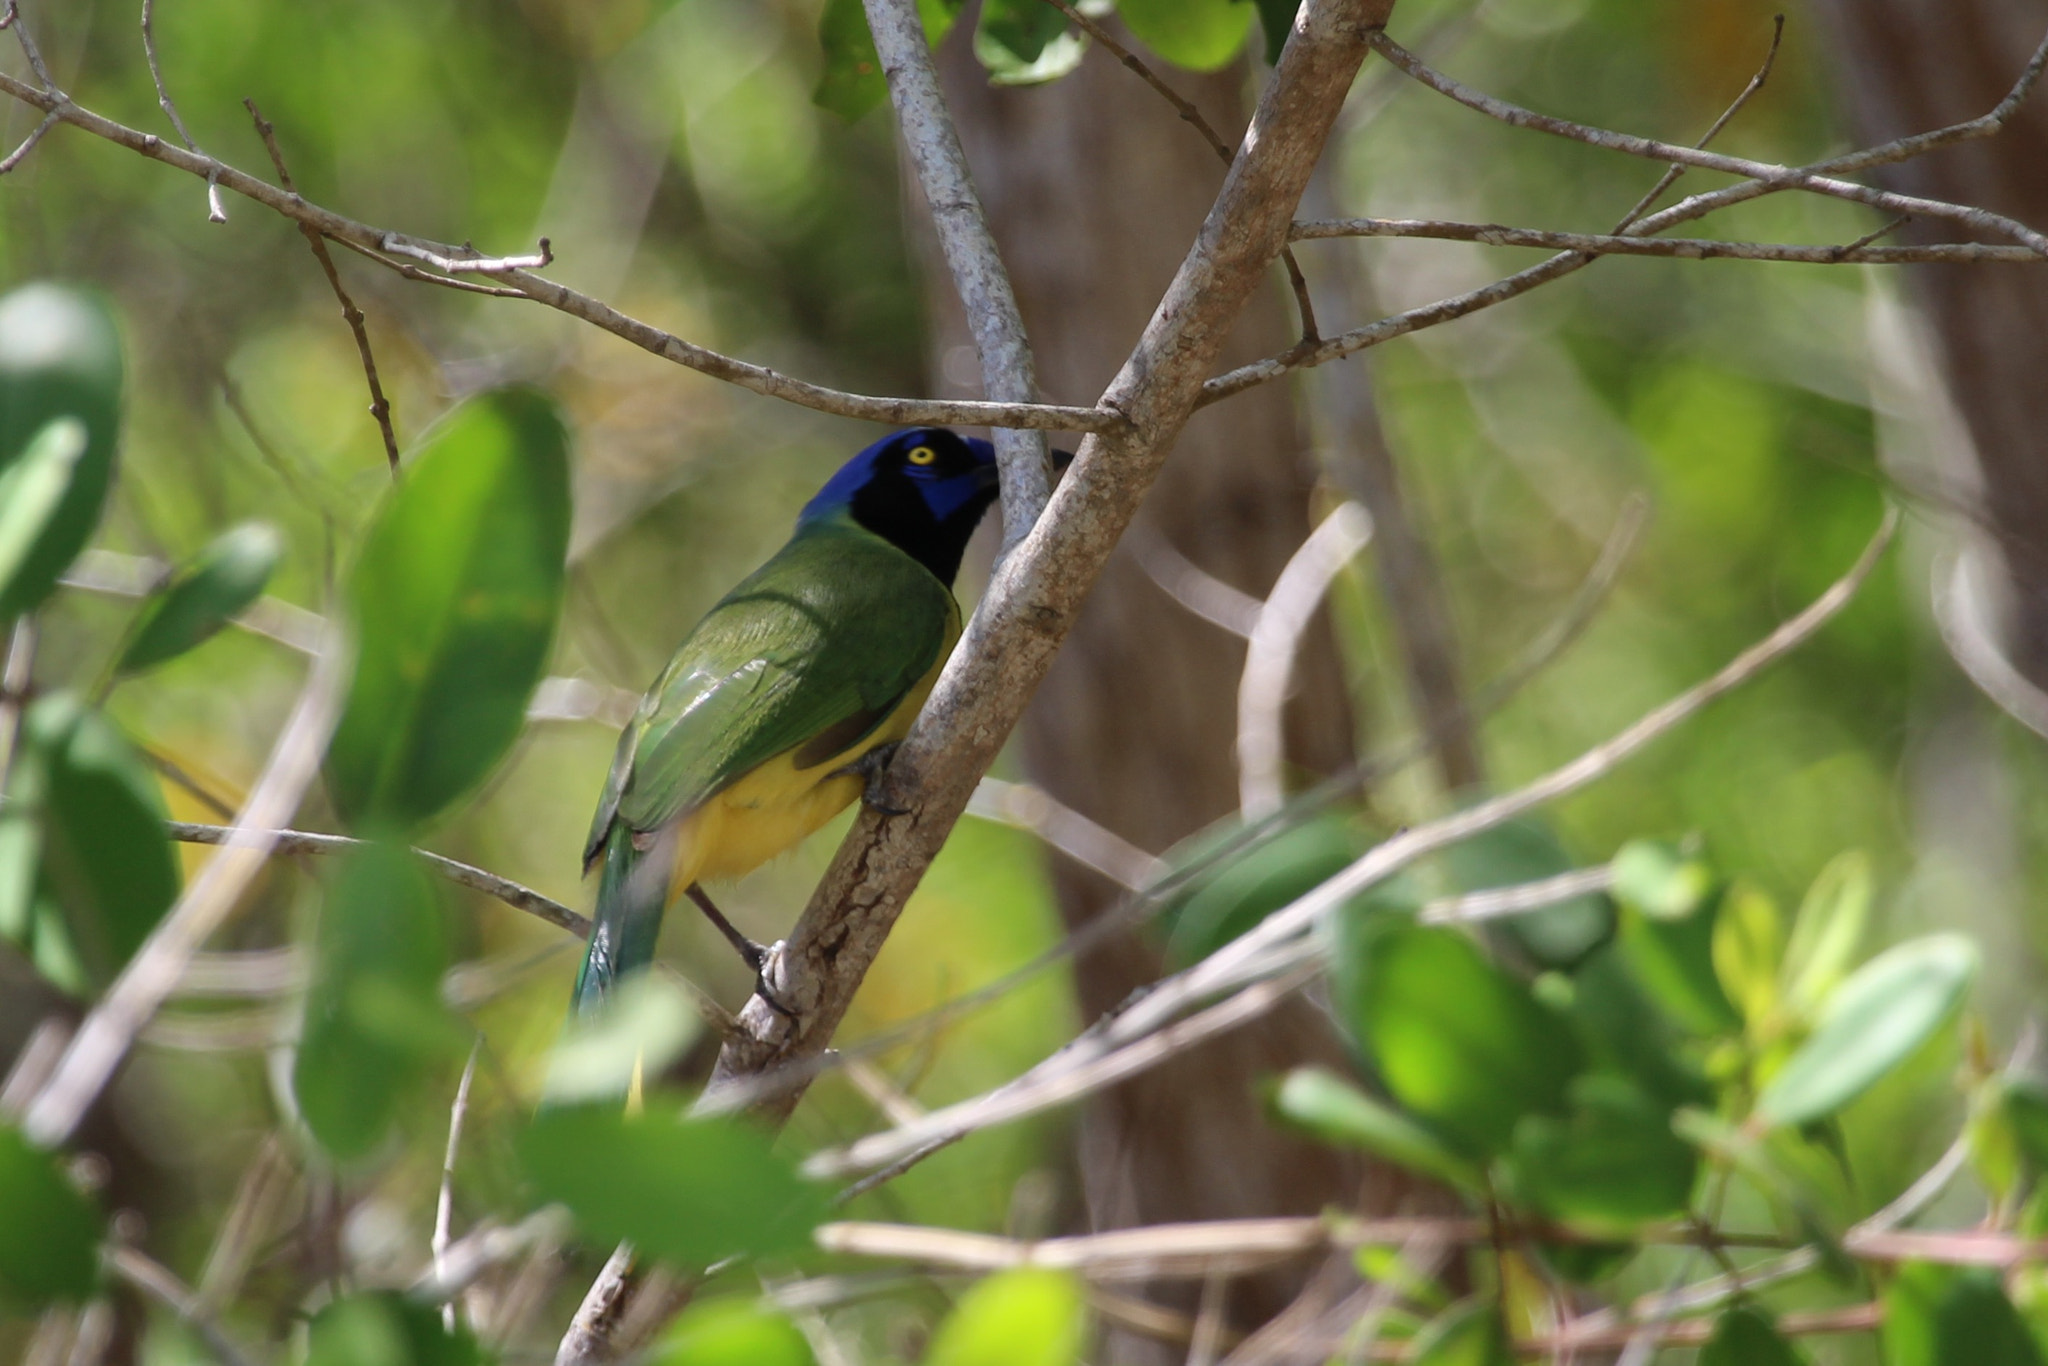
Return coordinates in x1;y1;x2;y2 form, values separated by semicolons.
1053;447;1077;472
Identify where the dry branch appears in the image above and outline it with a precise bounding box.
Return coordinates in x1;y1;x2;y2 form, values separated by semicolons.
1291;216;2048;262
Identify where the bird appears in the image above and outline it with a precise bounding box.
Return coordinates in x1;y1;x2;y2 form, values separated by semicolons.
573;427;1003;1018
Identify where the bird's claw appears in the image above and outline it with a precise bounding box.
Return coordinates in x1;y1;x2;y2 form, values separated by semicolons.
749;938;796;1019
836;742;910;816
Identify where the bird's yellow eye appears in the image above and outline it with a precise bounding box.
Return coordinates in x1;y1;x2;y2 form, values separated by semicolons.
906;445;938;466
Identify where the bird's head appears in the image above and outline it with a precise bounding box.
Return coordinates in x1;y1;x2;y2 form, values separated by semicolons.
799;427;1001;585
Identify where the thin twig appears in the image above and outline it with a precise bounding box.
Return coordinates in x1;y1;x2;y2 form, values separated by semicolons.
967;776;1166;892
1238;502;1373;817
1128;522;1265;639
2;1;62;97
1288;217;2048;263
0;616;37;792
0;69;1120;434
245;100;399;472
1420;865;1612;925
0;106;54;172
139;0;222;221
436;1039;482;1332
105;1246;257;1366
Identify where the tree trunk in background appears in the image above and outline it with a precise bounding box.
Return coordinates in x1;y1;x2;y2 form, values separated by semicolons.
1819;0;2048;681
922;26;1441;1359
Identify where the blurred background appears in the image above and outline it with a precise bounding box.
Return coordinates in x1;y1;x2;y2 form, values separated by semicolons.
4;0;2045;1359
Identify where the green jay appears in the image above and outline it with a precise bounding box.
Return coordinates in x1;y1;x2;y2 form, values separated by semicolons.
573;427;1003;1016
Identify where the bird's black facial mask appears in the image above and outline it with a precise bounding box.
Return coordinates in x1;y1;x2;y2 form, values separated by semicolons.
802;428;1000;586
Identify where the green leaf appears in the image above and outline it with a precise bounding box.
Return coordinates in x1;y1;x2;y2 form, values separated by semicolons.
1699;1305;1807;1366
114;522;282;676
293;842;455;1160
0;418;88;610
541;972;702;1105
0;283;123;619
1268;1067;1482;1190
1445;816;1613;971
1509;1075;1697;1232
974;0;1083;84
1884;1263;2044;1366
0;693;180;993
1755;934;1977;1128
815;0;964;121
651;1300;815;1366
1609;838;1713;922
1407;1301;1513;1366
1564;944;1712;1112
1616;887;1741;1038
1349;924;1582;1155
306;1292;484;1366
1252;0;1298;64
1160;812;1371;968
2007;1078;2048;1179
1115;0;1254;72
1780;850;1871;1017
0;1124;101;1310
324;387;571;836
517;1105;829;1268
924;1268;1086;1366
1711;881;1783;1030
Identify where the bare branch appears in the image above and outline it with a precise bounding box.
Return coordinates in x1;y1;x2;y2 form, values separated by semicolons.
967;777;1166;892
0;70;1119;434
1128;522;1265;639
105;1246;258;1366
139;0;223;221
1290;216;2048;263
0;106;53;173
436;1039;482;1331
245;99;400;473
866;0;1049;547
1420;864;1612;925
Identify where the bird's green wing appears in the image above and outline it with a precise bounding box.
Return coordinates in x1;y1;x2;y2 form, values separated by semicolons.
584;523;955;862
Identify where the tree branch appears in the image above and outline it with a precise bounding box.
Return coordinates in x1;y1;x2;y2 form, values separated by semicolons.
1290;216;2048;262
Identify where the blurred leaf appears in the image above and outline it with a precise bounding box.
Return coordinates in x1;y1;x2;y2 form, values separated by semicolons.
1408;1301;1513;1366
974;0;1083;84
1529;1240;1635;1285
651;1299;814;1366
0;1125;101;1310
1885;1263;2044;1366
325;387;571;837
1161;812;1370;968
1268;1067;1482;1190
1116;0;1254;71
1252;0;1298;64
924;1268;1086;1366
0;418;87;611
1699;1305;1806;1366
2007;1078;2048;1178
306;1292;483;1366
1509;1074;1697;1232
1348;924;1582;1155
1673;1109;1852;1269
1780;850;1871;1016
1617;887;1741;1038
518;1105;829;1268
1711;882;1782;1030
293;841;454;1160
1445;816;1613;971
815;0;964;121
541;972;702;1105
0;693;180;993
1756;934;1977;1128
114;522;282;676
1565;944;1712;1111
0;283;122;619
1609;838;1713;922
1972;1077;2025;1209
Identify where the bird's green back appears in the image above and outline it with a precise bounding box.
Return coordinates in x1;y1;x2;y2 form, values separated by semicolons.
583;518;957;863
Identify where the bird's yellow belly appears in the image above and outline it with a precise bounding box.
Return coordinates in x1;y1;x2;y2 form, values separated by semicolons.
665;660;944;896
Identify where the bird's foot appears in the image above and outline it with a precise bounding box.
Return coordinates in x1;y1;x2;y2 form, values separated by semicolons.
748;938;796;1020
686;884;795;1018
835;742;910;816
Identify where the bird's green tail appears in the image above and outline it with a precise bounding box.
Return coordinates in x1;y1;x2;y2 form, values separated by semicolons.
572;823;668;1016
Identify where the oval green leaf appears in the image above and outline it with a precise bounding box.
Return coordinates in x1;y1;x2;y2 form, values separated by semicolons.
0;283;123;618
653;1300;815;1366
1884;1262;2044;1366
1268;1067;1481;1191
1350;924;1582;1156
1616;888;1741;1038
1779;849;1871;1016
0;418;88;610
1609;838;1713;922
1509;1076;1697;1233
1408;1301;1513;1366
925;1268;1087;1366
0;1124;102;1309
1699;1306;1807;1366
1755;934;1977;1129
974;0;1083;84
1160;811;1371;968
518;1105;830;1269
293;841;455;1160
1116;0;1255;72
115;522;283;676
307;1292;484;1366
1445;816;1613;970
815;0;963;120
324;387;571;836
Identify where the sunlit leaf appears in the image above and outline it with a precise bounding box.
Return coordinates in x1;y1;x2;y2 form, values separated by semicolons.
815;0;964;121
1445;816;1613;970
1698;1305;1806;1366
1408;1301;1513;1366
0;1125;101;1310
324;387;571;836
1710;881;1782;1030
1884;1262;2044;1366
1509;1074;1697;1232
0;418;87;611
1609;838;1713;922
114;522;282;676
1115;0;1254;72
541;972;702;1106
293;841;455;1160
924;1268;1086;1366
0;283;123;619
1252;0;1298;63
517;1105;829;1268
1779;849;1870;1016
974;0;1083;84
306;1292;483;1366
1755;934;1977;1128
1349;924;1582;1155
1268;1067;1482;1190
651;1299;815;1366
